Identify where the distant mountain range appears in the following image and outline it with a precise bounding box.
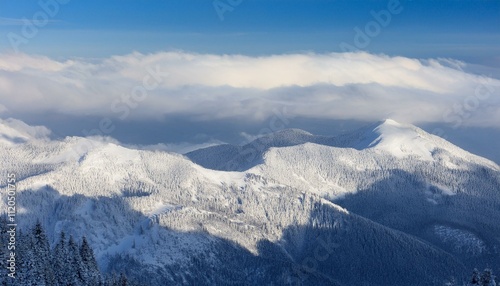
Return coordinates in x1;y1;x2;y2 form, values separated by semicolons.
1;118;498;285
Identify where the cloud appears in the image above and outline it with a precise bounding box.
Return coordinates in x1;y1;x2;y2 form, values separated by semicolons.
0;17;27;26
123;140;225;154
0;17;60;26
240;132;264;142
0;117;51;140
0;51;499;127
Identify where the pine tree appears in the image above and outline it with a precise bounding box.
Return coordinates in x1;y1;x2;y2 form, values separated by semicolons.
16;229;35;285
68;235;85;285
481;269;496;286
106;272;119;286
118;272;128;286
31;221;55;286
80;236;101;285
0;223;105;286
53;231;70;285
471;268;481;285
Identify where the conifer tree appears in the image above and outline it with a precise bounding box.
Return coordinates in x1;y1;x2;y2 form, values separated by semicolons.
0;222;109;286
16;229;33;285
119;272;128;286
471;268;481;285
53;231;70;285
31;221;55;286
68;234;85;285
481;269;497;286
80;236;101;285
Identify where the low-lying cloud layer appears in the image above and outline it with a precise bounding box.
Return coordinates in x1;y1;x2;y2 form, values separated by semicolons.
0;51;499;127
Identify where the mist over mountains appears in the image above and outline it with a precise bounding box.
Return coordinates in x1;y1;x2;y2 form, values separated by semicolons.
2;51;500;167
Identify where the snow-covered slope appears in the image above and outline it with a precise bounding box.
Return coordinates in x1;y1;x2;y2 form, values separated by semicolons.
1;118;499;285
188;119;500;270
248;119;499;198
187;119;499;172
335;119;499;169
238;121;500;273
343;118;441;159
186;128;331;171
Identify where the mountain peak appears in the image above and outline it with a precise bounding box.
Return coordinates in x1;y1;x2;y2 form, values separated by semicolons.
246;128;315;148
380;118;402;126
266;128;313;139
346;119;436;160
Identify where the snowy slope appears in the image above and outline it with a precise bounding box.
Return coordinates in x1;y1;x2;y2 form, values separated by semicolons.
186;128;334;171
336;119;499;169
1;118;499;285
187;119;499;172
188;119;500;269
245;124;500;270
251;119;499;199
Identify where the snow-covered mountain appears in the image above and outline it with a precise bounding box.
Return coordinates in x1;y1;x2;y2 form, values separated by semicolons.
187;119;498;171
1;118;499;285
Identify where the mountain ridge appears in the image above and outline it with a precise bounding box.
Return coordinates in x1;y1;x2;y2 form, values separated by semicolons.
0;118;498;285
187;118;499;172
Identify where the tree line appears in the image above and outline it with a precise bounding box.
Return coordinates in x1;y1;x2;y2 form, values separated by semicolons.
0;218;135;286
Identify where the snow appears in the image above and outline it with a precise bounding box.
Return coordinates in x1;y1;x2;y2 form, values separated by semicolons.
356;119;435;160
434;225;486;256
0;117;499;285
194;163;247;188
75;199;95;218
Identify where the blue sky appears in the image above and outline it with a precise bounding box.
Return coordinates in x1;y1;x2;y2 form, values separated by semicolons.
0;0;499;65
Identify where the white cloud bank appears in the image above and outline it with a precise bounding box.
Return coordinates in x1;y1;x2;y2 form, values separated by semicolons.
0;51;499;127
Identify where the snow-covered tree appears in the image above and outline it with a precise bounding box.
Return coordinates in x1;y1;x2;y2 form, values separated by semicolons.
80;236;101;285
31;221;55;286
118;272;128;286
67;235;85;285
53;231;71;285
16;229;33;285
480;269;496;286
471;268;481;285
